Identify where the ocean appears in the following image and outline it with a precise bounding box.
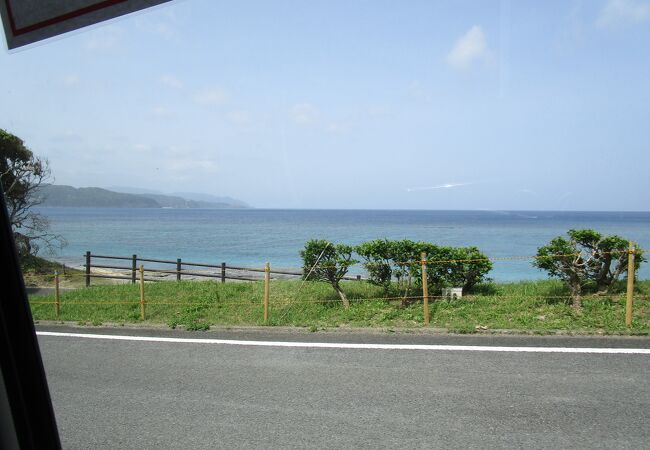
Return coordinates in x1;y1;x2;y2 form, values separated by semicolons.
37;208;650;282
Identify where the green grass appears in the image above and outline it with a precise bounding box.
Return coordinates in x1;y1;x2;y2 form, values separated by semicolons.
20;254;118;288
29;278;650;334
20;254;70;287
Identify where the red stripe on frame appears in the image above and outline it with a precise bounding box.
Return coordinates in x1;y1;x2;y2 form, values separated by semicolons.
4;0;129;36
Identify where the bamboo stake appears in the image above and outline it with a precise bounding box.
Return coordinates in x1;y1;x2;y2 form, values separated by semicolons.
54;271;60;319
626;241;635;327
421;252;429;326
139;265;145;321
264;262;270;324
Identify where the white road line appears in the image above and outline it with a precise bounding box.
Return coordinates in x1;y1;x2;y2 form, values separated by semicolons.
36;331;650;354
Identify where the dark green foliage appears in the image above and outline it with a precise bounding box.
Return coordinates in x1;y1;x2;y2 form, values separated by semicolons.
356;239;492;296
389;240;424;298
38;185;159;208
0;129;37;204
416;244;493;293
1;129;64;256
36;185;246;208
300;239;357;307
356;239;422;299
356;239;396;292
533;229;645;307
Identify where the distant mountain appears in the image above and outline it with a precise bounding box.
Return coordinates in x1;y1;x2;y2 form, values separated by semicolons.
107;186;163;195
37;185;250;209
171;192;250;208
37;185;159;208
139;193;239;209
108;186;250;208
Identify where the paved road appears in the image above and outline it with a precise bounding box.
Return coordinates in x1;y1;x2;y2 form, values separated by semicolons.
36;326;650;449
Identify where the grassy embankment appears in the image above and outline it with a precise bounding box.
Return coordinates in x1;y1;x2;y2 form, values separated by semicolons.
21;254;72;286
21;255;119;288
28;273;650;334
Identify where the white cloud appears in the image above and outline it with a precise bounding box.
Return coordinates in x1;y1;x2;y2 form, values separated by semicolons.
62;75;80;86
152;106;173;117
84;26;122;51
447;26;490;70
367;106;388;116
166;145;186;156
406;182;473;192
290;103;319;125
156;22;176;39
194;88;227;106
227;110;251;125
162;158;218;175
407;80;432;102
326;122;349;133
51;132;84;143
160;75;183;89
596;0;650;28
144;21;176;39
132;144;151;152
134;6;181;40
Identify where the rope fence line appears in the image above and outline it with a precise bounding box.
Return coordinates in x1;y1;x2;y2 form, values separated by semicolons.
46;258;650;287
30;301;263;306
30;301;138;305
281;294;650;303
298;248;646;269
48;251;649;294
36;245;647;326
32;293;650;302
276;242;333;322
77;248;650;286
33;288;650;307
29;294;650;308
291;248;648;270
53;271;262;282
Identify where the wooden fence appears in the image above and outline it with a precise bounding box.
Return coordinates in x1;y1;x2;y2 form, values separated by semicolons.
41;244;642;327
83;251;363;287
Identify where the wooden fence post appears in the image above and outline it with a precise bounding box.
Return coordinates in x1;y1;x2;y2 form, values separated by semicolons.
140;265;145;321
85;251;91;287
421;252;429;326
221;262;226;283
131;254;137;284
54;271;60;319
177;258;182;282
626;241;635;327
264;262;270;324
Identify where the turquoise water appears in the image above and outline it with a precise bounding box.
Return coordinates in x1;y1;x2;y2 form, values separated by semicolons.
38;208;650;281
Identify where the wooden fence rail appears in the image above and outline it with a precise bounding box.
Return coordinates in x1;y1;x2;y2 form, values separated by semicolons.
83;251;362;286
52;242;640;327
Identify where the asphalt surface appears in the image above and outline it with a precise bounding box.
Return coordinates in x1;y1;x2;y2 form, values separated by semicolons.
36;326;650;449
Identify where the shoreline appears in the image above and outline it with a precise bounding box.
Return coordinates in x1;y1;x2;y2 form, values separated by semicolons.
39;257;647;286
44;257;548;285
68;264;300;283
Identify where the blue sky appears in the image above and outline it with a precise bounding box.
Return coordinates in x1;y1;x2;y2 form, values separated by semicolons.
1;0;649;210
